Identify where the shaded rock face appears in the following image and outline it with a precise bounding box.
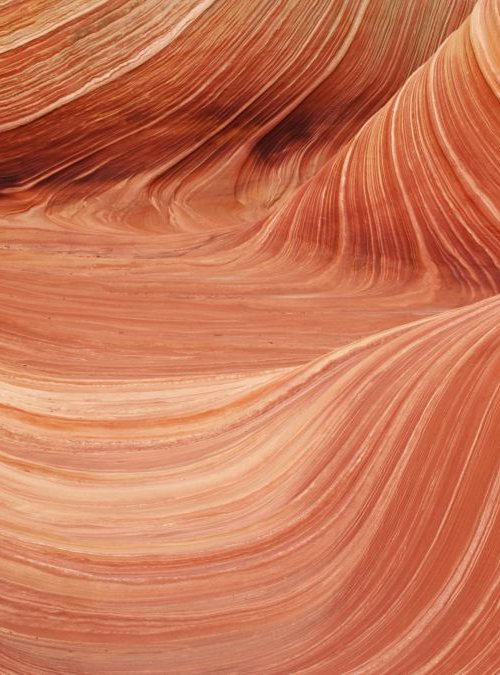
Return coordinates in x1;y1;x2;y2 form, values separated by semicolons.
0;0;499;672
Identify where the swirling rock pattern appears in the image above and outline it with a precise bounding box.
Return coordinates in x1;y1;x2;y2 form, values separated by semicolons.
0;0;499;672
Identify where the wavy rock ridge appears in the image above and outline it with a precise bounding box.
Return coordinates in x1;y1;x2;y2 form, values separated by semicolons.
0;0;499;672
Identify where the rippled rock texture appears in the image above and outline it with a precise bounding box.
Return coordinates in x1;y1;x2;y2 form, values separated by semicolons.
1;0;499;672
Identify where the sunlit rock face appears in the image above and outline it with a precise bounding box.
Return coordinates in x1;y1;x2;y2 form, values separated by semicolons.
0;0;499;672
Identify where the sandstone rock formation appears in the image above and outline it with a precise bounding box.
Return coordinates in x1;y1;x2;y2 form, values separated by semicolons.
0;0;499;672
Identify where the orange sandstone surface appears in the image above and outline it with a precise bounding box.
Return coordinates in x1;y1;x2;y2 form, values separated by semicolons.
0;0;499;672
